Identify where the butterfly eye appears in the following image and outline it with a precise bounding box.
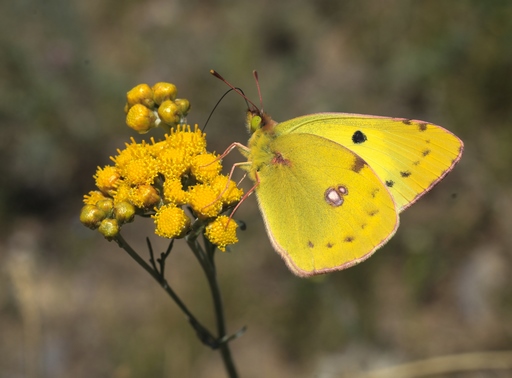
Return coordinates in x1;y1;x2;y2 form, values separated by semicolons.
245;110;262;133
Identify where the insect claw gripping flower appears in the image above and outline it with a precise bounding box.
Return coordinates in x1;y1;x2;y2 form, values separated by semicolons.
80;81;243;252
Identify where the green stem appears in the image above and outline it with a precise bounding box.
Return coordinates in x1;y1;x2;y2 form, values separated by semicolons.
186;236;238;378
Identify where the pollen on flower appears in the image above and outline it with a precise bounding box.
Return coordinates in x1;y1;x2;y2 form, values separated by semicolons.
112;138;151;169
205;215;238;251
129;184;161;208
155;147;190;180
153;205;191;238
188;184;223;219
113;182;131;205
83;190;108;205
95;166;121;196
121;157;158;186
163;179;189;205
191;153;222;183
211;175;244;205
165;125;207;156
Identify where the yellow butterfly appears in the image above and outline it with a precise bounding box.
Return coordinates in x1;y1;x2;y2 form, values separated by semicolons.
214;71;463;277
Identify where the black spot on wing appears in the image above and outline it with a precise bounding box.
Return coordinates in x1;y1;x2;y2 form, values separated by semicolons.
368;209;379;216
386;180;395;187
402;119;412;125
308;241;314;248
418;122;428;131
400;171;412;178
344;236;354;242
422;149;431;157
352;130;367;144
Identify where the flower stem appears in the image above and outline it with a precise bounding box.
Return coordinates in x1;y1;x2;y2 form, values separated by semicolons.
114;233;218;349
115;232;238;377
186;236;238;378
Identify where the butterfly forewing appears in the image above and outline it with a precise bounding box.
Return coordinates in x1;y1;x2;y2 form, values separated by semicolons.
275;113;464;212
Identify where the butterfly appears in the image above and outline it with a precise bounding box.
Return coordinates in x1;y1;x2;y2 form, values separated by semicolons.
213;71;464;277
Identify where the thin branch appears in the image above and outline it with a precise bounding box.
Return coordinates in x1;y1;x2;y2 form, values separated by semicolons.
351;350;512;378
114;233;217;348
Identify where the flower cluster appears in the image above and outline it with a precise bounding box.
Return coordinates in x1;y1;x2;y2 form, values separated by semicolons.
125;82;191;134
80;82;243;251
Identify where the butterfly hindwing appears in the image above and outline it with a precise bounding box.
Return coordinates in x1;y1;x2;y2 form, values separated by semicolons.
251;131;398;276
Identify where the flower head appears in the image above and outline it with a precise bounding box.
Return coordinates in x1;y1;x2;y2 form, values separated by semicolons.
80;81;242;251
205;216;239;251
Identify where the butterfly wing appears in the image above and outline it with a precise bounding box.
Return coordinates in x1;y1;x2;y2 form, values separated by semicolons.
251;132;398;277
274;113;464;212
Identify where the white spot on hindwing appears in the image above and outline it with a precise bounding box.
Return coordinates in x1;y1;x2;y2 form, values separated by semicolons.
324;185;348;207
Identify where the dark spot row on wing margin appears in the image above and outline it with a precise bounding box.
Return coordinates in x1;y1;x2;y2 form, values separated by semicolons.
402;119;428;131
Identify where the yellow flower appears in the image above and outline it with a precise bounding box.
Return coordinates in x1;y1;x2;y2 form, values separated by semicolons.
112;138;151;169
188;184;223;219
153;205;190;238
82;81;244;246
83;190;107;205
190;153;222;183
165;125;206;156
129;184;161;208
113;181;131;205
211;175;244;205
154;146;190;181
205;215;238;251
94;166;121;196
163;179;189;205
121;157;158;186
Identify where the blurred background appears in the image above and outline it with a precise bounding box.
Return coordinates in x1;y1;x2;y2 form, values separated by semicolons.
1;1;511;377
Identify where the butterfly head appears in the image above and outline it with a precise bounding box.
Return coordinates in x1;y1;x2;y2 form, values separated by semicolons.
246;108;277;134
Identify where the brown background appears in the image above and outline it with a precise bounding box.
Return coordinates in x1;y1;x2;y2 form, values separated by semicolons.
1;1;511;377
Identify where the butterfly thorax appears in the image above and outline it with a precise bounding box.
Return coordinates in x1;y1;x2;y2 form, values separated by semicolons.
245;113;283;181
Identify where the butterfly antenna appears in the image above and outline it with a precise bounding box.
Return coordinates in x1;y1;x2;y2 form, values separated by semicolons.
202;88;247;132
252;70;264;113
210;70;261;113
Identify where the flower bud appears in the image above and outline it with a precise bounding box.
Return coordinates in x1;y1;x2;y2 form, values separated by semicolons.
98;218;120;240
152;82;177;105
158;100;180;126
126;104;158;134
174;98;191;117
126;84;155;109
80;205;107;229
114;201;136;224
